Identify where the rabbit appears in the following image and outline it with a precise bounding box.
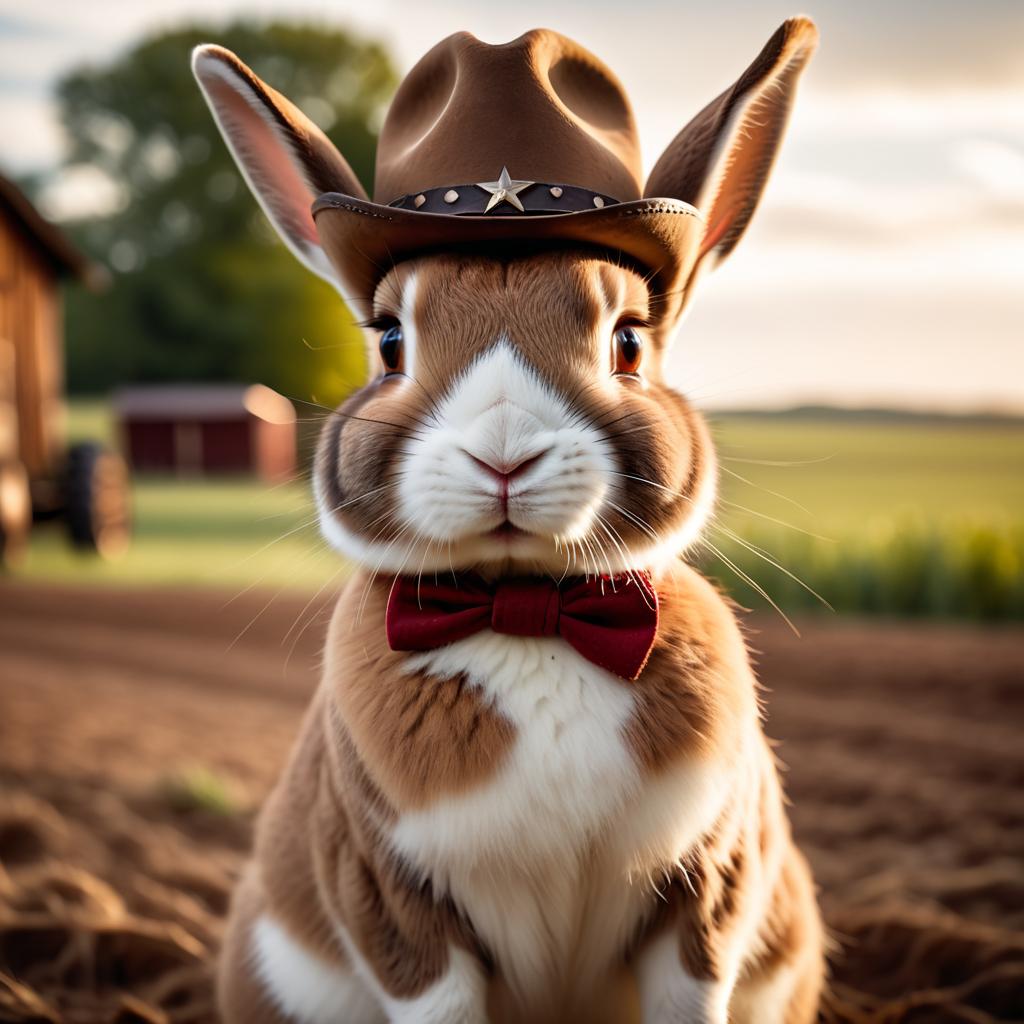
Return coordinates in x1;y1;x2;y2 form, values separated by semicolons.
193;17;823;1024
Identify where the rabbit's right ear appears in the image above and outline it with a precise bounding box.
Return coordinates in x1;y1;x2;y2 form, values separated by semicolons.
192;45;368;298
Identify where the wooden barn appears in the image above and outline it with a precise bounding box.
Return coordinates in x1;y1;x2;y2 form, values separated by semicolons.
0;173;127;565
114;384;296;482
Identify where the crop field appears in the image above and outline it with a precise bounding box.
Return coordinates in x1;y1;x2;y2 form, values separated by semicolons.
16;402;1024;618
704;413;1024;619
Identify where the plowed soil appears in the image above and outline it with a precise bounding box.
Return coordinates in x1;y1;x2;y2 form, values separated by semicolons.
0;582;1021;1023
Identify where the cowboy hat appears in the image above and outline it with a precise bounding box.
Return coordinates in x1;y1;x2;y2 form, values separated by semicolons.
193;19;817;324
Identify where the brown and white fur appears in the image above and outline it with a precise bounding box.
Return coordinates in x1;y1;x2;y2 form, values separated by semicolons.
194;19;823;1024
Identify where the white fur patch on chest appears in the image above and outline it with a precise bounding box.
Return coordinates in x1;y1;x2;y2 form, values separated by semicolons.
397;632;638;867
390;632;731;1005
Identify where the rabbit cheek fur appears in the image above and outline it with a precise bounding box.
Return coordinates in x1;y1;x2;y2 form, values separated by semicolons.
214;253;824;1024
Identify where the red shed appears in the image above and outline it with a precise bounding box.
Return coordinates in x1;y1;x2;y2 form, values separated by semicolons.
114;384;296;482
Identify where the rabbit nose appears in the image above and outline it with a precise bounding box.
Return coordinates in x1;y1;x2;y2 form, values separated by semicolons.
465;449;550;484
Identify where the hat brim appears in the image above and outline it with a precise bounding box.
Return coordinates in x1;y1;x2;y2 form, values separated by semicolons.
311;194;704;320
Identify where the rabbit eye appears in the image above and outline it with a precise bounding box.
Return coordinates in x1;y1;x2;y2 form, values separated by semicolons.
379;323;404;373
613;326;643;375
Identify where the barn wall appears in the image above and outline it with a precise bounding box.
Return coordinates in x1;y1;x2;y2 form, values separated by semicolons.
252;419;295;483
124;420;177;473
0;334;14;463
123;415;257;477
200;419;252;474
0;211;65;482
0;217;18;463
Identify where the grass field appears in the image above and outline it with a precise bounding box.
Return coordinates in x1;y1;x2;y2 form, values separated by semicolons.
14;401;1024;618
19;402;330;591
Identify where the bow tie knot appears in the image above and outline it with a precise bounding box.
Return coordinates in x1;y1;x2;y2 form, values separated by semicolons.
490;578;561;637
386;571;659;680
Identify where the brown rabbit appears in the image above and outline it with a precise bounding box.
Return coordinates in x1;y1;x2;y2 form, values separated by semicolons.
194;18;823;1024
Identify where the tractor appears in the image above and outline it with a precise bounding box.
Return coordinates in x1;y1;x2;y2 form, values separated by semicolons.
0;173;130;568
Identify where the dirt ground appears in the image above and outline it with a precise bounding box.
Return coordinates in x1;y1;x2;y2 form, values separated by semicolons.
0;581;1022;1023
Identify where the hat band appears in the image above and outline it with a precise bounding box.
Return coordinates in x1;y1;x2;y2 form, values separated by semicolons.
388;181;620;217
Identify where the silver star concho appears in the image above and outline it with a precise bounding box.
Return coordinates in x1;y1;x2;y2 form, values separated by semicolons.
476;166;533;212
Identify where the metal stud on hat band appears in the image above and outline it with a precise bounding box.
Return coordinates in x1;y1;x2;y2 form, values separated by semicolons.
388;167;619;217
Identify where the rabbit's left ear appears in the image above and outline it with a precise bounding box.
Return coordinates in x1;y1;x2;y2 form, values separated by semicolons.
646;17;818;313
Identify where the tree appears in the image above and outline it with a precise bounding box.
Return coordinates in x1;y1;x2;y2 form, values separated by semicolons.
53;21;397;402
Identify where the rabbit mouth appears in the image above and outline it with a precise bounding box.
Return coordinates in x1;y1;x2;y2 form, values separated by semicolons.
488;521;530;540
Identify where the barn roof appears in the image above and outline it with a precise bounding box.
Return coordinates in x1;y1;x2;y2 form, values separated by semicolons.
113;384;296;424
0;172;107;290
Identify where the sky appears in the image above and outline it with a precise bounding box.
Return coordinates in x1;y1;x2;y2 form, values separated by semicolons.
1;0;1022;412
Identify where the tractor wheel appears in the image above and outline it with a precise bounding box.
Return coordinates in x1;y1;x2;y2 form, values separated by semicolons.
0;460;31;569
65;442;131;558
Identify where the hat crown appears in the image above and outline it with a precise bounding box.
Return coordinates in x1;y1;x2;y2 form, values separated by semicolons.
373;30;643;204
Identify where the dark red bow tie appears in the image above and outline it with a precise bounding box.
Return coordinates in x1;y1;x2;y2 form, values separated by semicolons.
386;572;659;680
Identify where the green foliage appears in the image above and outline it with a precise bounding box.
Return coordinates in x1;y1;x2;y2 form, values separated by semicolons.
54;20;396;402
699;522;1024;621
160;767;239;815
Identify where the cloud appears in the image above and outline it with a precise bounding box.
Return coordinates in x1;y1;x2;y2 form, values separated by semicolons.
667;278;1024;413
35;164;127;220
0;92;63;172
754;182;1024;252
953;138;1024;200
